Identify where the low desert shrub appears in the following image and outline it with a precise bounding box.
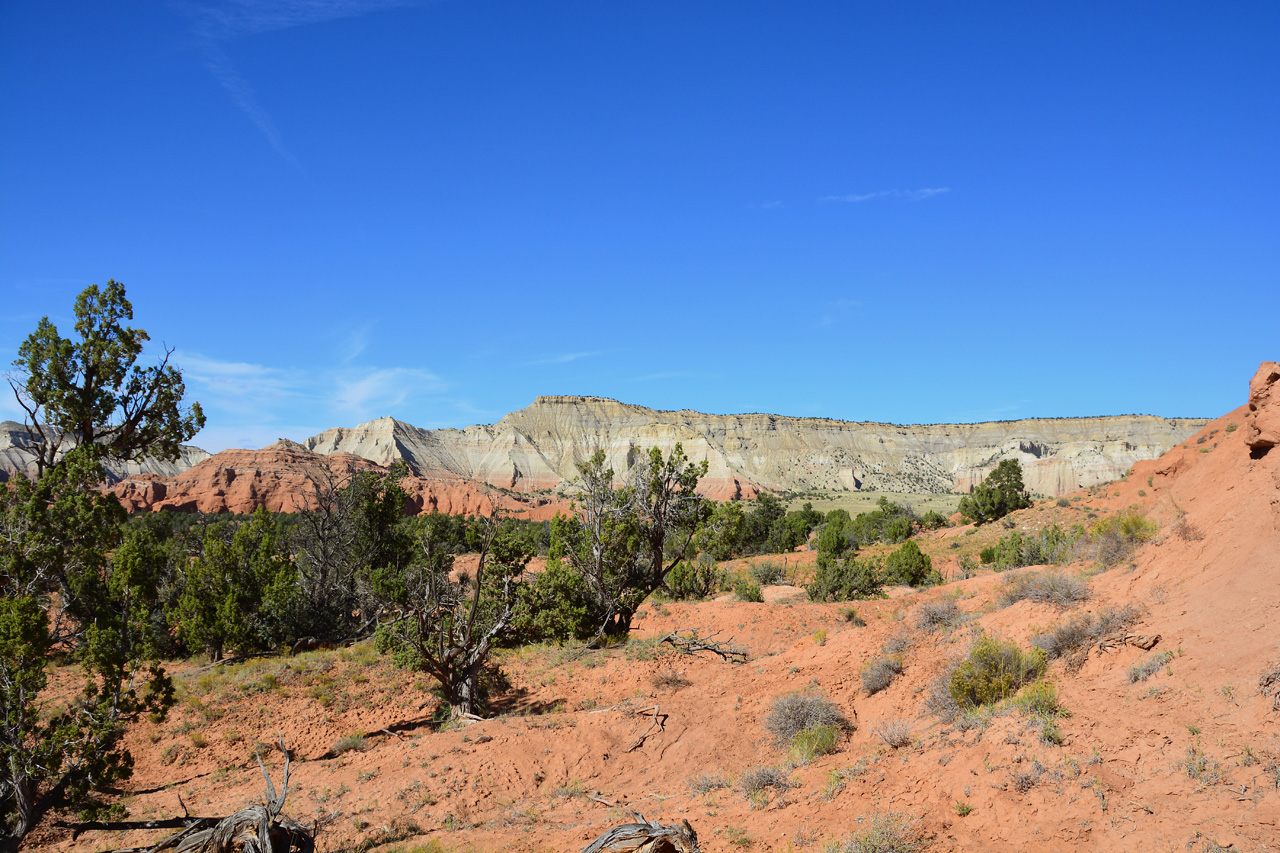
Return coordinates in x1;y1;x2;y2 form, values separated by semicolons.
764;692;849;744
1090;510;1158;568
650;668;691;691
738;766;793;796
332;732;367;755
833;811;929;853
841;607;866;627
1030;604;1140;667
1013;680;1065;719
790;722;841;764
687;772;729;793
750;560;786;586
733;579;764;602
1128;650;1174;683
948;634;1046;710
914;599;963;632
862;655;904;695
872;718;913;749
1055;498;1070;508
668;559;724;601
998;570;1090;609
1259;661;1280;711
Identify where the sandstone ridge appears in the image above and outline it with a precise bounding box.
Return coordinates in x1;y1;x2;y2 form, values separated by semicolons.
300;399;1208;498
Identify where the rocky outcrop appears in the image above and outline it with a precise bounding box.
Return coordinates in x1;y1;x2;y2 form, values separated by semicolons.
1244;361;1280;452
108;445;567;520
301;398;1207;497
0;420;210;483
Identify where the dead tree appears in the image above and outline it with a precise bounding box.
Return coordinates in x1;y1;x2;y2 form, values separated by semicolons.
96;739;312;853
582;814;699;853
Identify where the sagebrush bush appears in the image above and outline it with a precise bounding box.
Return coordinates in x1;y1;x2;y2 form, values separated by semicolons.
807;553;884;602
861;655;903;695
1030;604;1140;667
1128;650;1173;683
948;635;1046;709
998;570;1090;609
734;579;764;602
764;692;848;744
872;718;913;749
738;766;793;796
834;811;929;853
914;599;962;632
1013;680;1065;718
1090;510;1158;568
332;732;366;755
750;560;786;586
687;772;729;793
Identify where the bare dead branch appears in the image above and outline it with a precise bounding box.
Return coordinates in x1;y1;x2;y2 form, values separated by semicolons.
659;629;748;663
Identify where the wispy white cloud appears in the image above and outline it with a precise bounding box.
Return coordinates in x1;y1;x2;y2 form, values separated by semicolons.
338;322;375;364
747;200;785;210
176;352;302;418
174;1;421;164
819;187;951;203
331;367;445;421
530;351;601;366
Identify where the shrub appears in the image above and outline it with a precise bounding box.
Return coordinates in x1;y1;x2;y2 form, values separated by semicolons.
733;579;764;602
738;766;793;796
668;559;723;601
1128;651;1174;683
687;772;729;793
1014;680;1065;718
882;541;940;587
1030;604;1140;667
750;560;785;586
948;635;1046;709
840;607;866;627
807;553;884;602
998;570;1090;608
764;692;849;744
918;510;949;530
1055;498;1070;508
650;668;691;691
332;732;367;755
872;718;913;749
790;722;841;764
846;497;917;547
978;546;996;564
833;811;929;853
861;655;903;695
1090;510;1158;568
914;600;962;632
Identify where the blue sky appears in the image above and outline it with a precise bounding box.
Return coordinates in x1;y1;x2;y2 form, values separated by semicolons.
2;1;1276;453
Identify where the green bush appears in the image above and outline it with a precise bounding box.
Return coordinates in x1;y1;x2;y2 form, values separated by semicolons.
846;497;916;547
978;546;996;564
733;579;764;602
668;558;724;601
790;722;841;764
806;553;884;602
750;559;785;586
882;541;940;587
948;634;1046;709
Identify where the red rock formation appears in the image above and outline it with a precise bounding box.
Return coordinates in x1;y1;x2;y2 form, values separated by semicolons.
107;445;569;520
1244;360;1280;452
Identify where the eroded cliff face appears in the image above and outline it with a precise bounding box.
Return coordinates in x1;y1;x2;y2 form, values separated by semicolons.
300;397;1208;497
0;420;211;483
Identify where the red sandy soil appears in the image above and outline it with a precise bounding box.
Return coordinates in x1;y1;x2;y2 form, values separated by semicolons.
27;365;1280;853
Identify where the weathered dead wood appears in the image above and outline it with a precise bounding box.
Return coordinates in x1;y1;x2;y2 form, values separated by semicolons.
659;629;748;663
582;814;699;853
1260;662;1280;711
1095;633;1161;655
99;737;312;853
626;705;667;753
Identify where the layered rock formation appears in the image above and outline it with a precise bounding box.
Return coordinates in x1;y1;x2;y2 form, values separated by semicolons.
1244;361;1280;452
302;398;1208;498
0;420;211;483
109;443;566;519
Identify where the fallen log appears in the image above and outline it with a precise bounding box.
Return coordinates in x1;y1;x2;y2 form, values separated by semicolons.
581;814;699;853
658;629;748;663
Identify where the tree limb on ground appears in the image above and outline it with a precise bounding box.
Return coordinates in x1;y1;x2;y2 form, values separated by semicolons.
659;629;748;663
581;814;699;853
